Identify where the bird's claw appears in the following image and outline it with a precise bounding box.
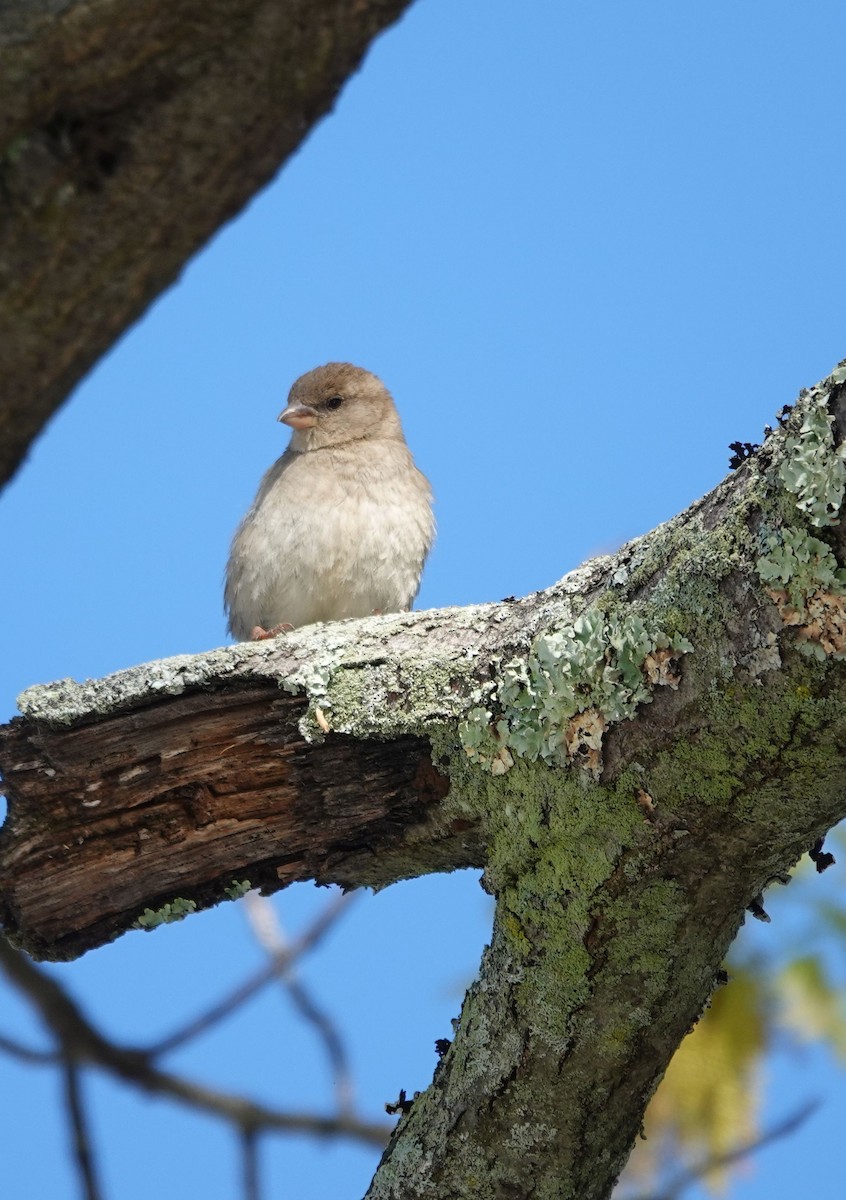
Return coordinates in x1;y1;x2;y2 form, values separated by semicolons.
250;623;293;640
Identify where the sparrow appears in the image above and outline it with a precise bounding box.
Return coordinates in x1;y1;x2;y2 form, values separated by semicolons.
224;363;434;640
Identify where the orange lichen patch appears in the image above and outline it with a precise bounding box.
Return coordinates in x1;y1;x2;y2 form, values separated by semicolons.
564;708;606;777
643;646;683;688
767;587;846;657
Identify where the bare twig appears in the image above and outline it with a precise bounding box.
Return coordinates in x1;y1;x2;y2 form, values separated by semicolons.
146;889;357;1058
244;891;356;1115
62;1054;103;1200
0;1031;59;1064
241;1128;262;1200
0;937;390;1149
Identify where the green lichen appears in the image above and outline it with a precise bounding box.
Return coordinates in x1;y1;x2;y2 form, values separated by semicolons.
756;524;846;661
436;745;649;1047
285;643;481;750
371;659;846;1198
746;375;846;661
757;526;846;609
459;606;692;773
440;649;846;1057
648;672;840;821
134;898;198;930
223;879;252;901
778;388;846;527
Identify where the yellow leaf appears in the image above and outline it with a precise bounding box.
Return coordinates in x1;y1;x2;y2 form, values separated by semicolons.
777;956;846;1059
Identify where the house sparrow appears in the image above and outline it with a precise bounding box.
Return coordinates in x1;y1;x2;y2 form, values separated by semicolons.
224;363;434;640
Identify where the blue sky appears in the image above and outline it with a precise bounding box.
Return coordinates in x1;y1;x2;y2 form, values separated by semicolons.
2;1;846;1196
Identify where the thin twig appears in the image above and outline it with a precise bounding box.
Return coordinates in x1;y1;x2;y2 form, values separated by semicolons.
0;937;390;1149
241;1128;262;1200
283;975;355;1113
244;891;356;1115
61;1054;103;1200
0;1031;59;1063
147;889;357;1058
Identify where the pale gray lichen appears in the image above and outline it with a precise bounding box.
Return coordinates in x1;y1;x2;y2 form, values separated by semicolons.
460;607;693;775
16;645;269;725
15;604;489;745
757;526;846;609
280;660;334;699
778;388;846;527
754;372;846;660
280;658;337;739
757;525;846;660
739;632;782;677
134;898;197;930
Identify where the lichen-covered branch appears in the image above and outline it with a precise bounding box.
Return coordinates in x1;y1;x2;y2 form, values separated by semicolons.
4;368;846;1198
0;0;413;490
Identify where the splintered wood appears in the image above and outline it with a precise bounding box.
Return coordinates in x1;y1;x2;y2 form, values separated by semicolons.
0;683;454;960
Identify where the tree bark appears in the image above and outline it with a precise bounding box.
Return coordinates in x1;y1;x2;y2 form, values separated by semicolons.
3;368;846;1198
0;0;413;489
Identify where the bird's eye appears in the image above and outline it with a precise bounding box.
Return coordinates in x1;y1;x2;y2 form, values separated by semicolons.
324;395;344;411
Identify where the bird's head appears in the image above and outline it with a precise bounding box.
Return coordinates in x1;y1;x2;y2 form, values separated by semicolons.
279;363;404;451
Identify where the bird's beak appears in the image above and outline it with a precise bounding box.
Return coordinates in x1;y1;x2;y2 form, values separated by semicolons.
278;403;318;430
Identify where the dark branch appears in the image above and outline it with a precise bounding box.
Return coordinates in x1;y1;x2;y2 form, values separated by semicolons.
61;1054;104;1200
241;1128;262;1200
0;1031;59;1064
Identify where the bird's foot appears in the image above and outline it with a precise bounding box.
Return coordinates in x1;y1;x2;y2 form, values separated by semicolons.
250;623;293;640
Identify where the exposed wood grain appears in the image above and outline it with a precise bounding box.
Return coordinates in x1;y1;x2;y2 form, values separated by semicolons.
0;681;463;960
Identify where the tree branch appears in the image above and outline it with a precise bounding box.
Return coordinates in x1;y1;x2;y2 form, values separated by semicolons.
0;0;413;489
61;1053;104;1200
0;1031;58;1064
240;1128;262;1200
0;670;462;959
4;367;846;1198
